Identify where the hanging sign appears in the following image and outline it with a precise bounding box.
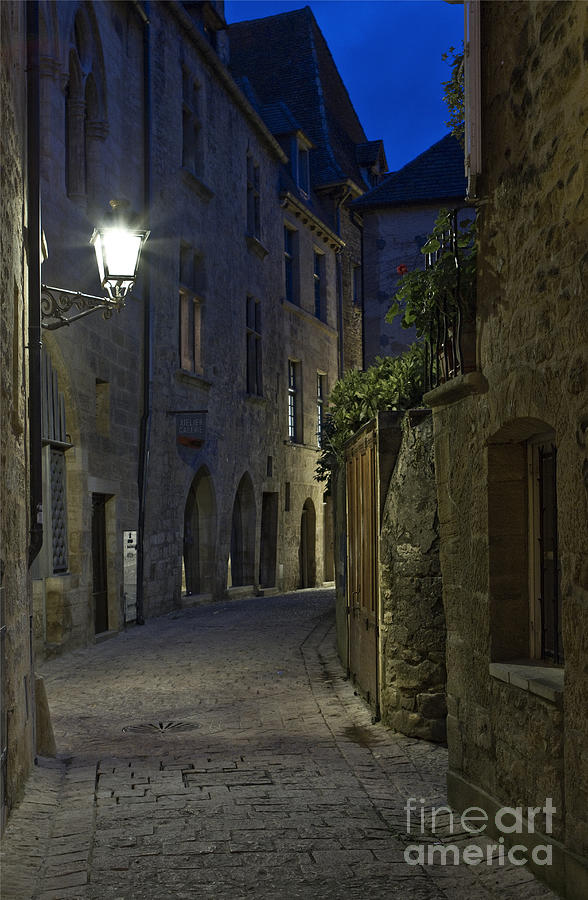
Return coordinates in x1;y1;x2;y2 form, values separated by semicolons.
175;411;207;448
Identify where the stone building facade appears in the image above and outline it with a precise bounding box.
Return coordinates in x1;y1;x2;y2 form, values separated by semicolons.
0;1;36;830
353;134;467;366
25;0;380;659
425;2;588;896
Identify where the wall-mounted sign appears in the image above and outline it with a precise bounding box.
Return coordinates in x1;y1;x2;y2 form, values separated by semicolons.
175;411;207;449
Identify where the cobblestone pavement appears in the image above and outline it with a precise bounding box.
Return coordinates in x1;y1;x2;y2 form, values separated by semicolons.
1;589;558;900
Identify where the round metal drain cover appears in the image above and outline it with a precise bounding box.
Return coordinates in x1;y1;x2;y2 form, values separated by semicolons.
123;721;200;734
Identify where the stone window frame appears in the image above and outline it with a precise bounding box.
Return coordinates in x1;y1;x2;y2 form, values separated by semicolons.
64;6;108;209
178;243;205;376
313;249;326;321
287;359;302;443
487;419;564;700
316;372;325;448
284;225;299;306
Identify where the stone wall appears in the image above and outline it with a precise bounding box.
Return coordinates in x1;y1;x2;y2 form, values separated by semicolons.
0;0;35;826
426;3;588;895
379;411;445;741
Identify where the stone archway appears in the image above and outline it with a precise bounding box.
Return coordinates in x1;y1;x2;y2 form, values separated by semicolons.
183;467;216;596
229;473;256;587
299;498;316;588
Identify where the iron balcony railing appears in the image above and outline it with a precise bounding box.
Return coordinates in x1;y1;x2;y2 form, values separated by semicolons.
423;210;476;392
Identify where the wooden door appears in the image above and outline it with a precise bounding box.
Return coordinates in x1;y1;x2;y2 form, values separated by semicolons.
346;427;379;715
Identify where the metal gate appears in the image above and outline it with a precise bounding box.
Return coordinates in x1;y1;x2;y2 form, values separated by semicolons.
346;424;379;716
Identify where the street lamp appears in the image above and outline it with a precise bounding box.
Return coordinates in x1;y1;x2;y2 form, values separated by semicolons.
41;199;150;330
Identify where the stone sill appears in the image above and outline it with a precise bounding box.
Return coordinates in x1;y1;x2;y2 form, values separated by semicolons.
489;661;564;703
181;168;214;202
245;234;269;259
245;392;266;405
283;439;320;452
174;369;212;390
423;370;488;409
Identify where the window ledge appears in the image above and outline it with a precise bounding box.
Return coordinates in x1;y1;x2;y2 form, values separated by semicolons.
283;439;319;451
174;369;212;389
489;661;564;703
181;168;214;202
424;370;488;409
245;392;266;405
245;234;269;259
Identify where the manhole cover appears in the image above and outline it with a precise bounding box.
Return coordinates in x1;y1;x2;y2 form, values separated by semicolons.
122;721;200;734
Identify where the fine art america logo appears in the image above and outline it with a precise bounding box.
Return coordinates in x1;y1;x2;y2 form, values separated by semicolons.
404;798;556;867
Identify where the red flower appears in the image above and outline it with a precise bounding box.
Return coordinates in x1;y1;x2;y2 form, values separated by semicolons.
396;263;408;275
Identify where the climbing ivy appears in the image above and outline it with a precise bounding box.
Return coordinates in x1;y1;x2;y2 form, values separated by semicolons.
441;45;465;146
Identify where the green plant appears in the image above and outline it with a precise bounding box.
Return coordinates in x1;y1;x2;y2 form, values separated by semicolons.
315;344;425;486
386;209;476;339
441;45;465;147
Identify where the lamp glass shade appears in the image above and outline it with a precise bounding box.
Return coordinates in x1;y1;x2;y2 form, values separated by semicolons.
91;225;148;301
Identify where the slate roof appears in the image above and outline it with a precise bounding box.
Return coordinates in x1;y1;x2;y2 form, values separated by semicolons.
356;140;387;170
353;134;467;209
228;6;372;189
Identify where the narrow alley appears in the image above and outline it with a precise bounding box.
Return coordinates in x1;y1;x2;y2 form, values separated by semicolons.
1;590;556;900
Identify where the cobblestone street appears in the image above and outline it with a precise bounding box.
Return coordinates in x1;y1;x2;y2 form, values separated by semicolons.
1;590;557;899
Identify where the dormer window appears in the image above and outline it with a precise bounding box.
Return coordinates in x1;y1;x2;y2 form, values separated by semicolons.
290;134;311;195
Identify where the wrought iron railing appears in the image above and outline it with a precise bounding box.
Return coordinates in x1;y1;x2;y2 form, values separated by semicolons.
423;210;476;392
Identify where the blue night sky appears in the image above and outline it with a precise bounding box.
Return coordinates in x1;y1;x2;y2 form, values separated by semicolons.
225;0;464;174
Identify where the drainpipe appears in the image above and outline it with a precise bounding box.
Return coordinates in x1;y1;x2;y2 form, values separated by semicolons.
134;0;151;626
27;0;43;568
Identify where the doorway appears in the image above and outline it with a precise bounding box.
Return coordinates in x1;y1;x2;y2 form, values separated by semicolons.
299;498;316;588
259;492;278;588
92;493;109;634
183;467;216;595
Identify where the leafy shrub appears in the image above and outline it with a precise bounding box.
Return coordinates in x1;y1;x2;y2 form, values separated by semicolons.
315;343;425;486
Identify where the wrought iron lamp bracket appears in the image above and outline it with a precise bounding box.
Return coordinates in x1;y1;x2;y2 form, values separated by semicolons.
41;284;126;330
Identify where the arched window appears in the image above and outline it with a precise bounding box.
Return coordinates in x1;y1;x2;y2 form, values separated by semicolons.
64;4;107;207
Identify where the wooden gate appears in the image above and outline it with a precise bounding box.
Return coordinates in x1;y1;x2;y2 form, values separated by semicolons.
346;424;379;715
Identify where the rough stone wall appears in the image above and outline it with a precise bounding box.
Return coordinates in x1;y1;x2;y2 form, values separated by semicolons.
427;1;588;889
36;1;145;652
379;412;445;741
0;0;35;824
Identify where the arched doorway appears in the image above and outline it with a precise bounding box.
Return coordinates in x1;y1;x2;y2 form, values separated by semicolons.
229;473;256;587
299;498;316;588
183;467;216;595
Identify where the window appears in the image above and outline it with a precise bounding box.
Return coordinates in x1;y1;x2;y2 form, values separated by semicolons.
290;136;310;194
528;439;563;663
298;147;309;194
179;292;203;374
284;226;298;305
246;296;262;395
246;155;261;239
41;349;71;575
488;423;563;666
316;374;325;447
288;360;301;442
64;9;107;207
313;251;325;320
182;68;202;175
179;245;205;374
353;265;362;306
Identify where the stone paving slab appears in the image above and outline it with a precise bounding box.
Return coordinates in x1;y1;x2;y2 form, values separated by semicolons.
1;589;559;899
